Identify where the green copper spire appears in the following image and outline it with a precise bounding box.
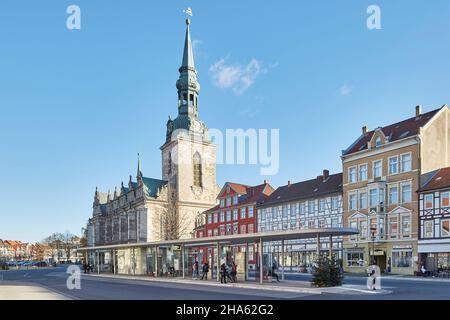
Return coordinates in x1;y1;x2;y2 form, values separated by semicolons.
176;18;200;118
165;17;209;144
181;18;195;70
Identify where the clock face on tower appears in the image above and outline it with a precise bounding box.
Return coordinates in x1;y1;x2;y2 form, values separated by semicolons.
193;120;202;132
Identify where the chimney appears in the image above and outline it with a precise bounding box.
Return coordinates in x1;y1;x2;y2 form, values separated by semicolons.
287;180;292;187
263;179;268;184
362;126;367;135
416;105;422;118
323;169;330;181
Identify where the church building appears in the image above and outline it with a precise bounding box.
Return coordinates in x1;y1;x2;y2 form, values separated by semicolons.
86;18;219;248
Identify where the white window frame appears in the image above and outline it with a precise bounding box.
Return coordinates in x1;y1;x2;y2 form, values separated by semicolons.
424;220;434;238
388;184;399;205
359;163;368;181
441;219;450;238
400;152;412;173
349;193;357;211
388;156;399;175
424;194;434;210
240;207;246;219
319;199;325;212
359;191;367;209
369;188;378;207
401;214;411;237
373;159;383;178
348;166;357;184
401;182;412;204
248;206;254;218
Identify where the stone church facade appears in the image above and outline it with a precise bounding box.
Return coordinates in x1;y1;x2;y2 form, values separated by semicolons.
86;18;218;247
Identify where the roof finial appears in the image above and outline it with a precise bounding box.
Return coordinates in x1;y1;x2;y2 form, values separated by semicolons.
137;153;143;180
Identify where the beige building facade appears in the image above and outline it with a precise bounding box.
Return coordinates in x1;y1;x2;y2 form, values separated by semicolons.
342;105;450;275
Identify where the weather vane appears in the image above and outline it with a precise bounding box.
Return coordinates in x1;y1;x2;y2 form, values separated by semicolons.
183;7;193;21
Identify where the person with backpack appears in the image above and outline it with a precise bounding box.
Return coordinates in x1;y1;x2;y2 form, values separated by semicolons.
201;262;209;280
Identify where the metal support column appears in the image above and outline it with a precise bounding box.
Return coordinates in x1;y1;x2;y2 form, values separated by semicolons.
245;243;249;281
216;241;220;282
96;250;100;274
329;235;333;260
112;249;116;274
316;234;321;257
281;240;285;281
155;246;159;277
181;244;185;279
259;238;263;284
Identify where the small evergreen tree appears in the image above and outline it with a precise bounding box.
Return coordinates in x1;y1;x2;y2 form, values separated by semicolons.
311;256;344;287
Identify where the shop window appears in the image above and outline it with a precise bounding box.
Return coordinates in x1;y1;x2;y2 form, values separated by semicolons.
347;252;365;267
392;251;412;268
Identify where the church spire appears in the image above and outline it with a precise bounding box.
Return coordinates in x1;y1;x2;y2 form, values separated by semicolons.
181;18;195;71
136;153;143;180
176;18;200;119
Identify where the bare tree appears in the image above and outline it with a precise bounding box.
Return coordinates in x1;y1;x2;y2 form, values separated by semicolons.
152;183;192;240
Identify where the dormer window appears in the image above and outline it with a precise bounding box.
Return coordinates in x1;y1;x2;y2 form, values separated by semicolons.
375;136;382;147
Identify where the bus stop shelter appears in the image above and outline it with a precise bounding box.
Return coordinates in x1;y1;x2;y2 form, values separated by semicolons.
78;228;359;284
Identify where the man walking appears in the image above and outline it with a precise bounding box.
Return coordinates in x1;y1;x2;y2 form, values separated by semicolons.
220;263;227;284
201;262;209;280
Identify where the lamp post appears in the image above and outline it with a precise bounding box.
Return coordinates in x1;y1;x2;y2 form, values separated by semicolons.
370;227;376;265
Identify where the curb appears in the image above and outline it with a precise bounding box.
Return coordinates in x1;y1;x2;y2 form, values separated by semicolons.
83;274;322;295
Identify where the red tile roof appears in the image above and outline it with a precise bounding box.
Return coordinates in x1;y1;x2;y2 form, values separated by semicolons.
343;107;442;156
203;182;274;214
259;173;342;207
420;167;450;192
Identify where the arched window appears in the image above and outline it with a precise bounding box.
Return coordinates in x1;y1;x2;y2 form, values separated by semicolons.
193;152;202;187
168;152;172;175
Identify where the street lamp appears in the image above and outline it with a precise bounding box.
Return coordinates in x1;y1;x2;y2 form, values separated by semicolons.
370;227;377;265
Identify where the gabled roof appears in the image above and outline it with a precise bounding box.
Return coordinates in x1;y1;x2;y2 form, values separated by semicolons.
217;182;250;198
260;173;343;208
203;182;274;215
343;107;442;156
142;177;168;198
419;167;450;192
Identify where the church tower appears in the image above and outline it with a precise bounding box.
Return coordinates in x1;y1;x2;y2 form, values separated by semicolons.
161;17;218;238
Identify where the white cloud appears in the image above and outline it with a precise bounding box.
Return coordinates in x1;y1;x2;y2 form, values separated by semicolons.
209;58;267;95
340;85;352;96
192;39;203;49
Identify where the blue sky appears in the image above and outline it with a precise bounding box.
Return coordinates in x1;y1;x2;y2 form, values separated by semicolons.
1;1;450;242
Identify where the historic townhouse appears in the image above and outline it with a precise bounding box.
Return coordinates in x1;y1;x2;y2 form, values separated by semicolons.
257;170;343;269
342;105;450;275
85;18;219;274
194;181;274;267
418;167;450;273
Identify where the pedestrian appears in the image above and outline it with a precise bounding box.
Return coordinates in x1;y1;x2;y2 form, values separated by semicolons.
220;263;227;284
82;262;87;274
192;260;199;279
230;262;237;283
201;262;209;280
271;264;280;282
